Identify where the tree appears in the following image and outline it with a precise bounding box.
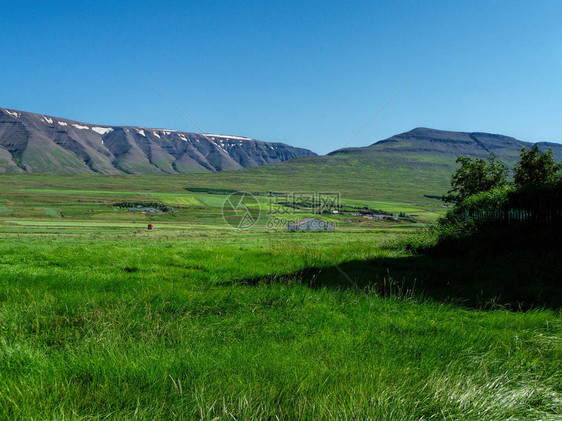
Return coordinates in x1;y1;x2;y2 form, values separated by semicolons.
513;145;561;186
444;153;508;203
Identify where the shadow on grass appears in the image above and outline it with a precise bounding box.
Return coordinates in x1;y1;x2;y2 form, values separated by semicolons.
222;250;562;311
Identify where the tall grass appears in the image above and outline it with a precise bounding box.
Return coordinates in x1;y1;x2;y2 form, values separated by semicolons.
0;231;560;419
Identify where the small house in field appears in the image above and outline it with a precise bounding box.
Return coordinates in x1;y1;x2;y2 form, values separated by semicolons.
288;218;335;232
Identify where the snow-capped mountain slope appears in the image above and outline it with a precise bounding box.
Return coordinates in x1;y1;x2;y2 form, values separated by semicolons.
0;108;315;174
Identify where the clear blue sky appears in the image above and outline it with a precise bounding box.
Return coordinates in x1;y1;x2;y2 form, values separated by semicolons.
2;0;561;154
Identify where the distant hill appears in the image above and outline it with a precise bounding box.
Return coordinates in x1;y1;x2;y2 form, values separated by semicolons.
332;127;562;163
0;108;315;174
177;128;562;202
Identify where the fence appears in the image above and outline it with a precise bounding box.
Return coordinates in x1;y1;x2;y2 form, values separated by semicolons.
463;208;562;223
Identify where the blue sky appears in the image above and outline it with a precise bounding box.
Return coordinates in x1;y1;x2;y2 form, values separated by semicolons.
1;1;561;154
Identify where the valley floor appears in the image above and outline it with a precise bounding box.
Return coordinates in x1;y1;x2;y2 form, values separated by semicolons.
0;176;560;419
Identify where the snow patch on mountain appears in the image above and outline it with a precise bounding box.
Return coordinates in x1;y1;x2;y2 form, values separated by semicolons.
92;127;113;135
204;134;251;141
4;110;20;118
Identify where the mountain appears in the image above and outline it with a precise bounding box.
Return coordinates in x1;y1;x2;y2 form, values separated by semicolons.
3;109;561;202
331;127;562;163
0;108;315;174
176;128;562;202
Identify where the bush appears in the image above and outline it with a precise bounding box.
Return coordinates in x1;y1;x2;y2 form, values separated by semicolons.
113;202;174;212
406;181;562;258
456;185;513;214
453;181;562;223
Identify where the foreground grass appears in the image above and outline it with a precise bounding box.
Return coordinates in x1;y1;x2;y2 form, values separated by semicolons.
0;231;560;419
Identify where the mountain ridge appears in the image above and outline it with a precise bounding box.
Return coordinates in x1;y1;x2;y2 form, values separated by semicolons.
329;127;561;162
169;127;562;202
0;107;315;174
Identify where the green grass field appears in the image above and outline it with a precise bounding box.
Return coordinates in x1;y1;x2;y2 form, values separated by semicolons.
0;175;560;419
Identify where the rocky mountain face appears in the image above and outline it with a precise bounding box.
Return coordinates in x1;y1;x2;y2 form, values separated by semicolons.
0;108;315;174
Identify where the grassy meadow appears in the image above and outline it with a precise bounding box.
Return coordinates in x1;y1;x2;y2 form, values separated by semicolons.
0;174;560;419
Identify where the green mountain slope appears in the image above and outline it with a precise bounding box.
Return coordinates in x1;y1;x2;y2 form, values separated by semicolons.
179;128;562;202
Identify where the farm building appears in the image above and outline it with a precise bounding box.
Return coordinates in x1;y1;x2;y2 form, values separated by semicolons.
287;218;335;232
